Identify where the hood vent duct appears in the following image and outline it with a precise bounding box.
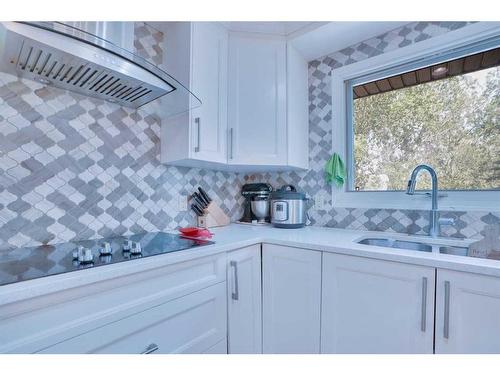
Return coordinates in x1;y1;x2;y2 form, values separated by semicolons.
0;22;201;114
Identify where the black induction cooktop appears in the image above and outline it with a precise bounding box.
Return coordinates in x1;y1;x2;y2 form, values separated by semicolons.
0;232;214;286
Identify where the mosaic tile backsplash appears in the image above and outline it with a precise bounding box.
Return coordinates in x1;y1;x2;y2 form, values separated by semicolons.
0;22;245;251
247;21;499;245
0;21;498;253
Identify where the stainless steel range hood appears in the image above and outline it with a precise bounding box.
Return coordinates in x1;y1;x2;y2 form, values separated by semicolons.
0;22;200;115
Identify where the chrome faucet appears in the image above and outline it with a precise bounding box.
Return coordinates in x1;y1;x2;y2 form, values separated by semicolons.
406;164;454;238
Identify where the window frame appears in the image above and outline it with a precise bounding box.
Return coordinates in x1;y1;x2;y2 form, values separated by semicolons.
331;22;500;211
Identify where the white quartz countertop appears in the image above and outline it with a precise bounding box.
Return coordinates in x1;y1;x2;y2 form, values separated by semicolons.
1;224;499;305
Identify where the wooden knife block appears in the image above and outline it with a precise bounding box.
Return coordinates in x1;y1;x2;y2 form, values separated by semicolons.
197;201;230;228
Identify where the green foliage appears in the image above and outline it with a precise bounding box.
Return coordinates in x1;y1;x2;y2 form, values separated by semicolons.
353;67;500;191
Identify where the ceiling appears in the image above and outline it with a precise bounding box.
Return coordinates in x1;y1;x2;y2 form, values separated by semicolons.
150;21;414;61
289;22;408;60
219;21;323;36
353;47;500;99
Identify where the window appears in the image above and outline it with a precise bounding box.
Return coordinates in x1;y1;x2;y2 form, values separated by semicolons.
347;41;500;192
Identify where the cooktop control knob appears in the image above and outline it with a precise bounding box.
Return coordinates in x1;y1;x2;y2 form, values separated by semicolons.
123;239;133;252
99;241;112;255
82;249;94;263
99;254;112;264
130;242;142;255
77;246;85;262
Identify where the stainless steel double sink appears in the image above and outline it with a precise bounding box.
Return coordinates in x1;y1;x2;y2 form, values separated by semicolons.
357;237;469;256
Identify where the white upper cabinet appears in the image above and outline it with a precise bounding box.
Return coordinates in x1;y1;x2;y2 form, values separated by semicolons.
227;34;287;166
161;22;228;166
160;23;309;172
435;269;500;354
321;253;435;354
286;42;309;170
227;34;309;171
190;23;228;164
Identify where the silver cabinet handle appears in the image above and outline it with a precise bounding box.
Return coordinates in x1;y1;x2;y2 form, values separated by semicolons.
420;277;427;332
444;281;450;339
230;260;239;300
229;128;234;159
194;117;201;152
141;343;159;354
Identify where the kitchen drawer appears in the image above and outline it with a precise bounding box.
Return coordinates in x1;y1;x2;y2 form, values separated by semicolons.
0;253;226;353
38;282;227;354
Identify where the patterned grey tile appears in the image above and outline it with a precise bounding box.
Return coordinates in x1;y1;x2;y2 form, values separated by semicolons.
0;20;496;254
247;20;498;246
0;22;247;251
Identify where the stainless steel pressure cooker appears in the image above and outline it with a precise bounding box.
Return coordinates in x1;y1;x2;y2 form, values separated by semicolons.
270;185;309;228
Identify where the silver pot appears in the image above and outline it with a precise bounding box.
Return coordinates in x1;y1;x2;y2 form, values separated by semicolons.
270;185;309;228
251;197;270;223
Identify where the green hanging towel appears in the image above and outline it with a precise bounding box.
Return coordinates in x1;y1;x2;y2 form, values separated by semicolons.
325;153;346;187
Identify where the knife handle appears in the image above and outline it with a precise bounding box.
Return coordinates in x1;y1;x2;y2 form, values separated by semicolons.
191;204;204;216
198;187;211;203
194;191;208;206
192;192;207;208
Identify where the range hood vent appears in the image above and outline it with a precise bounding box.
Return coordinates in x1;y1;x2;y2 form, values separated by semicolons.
0;22;200;114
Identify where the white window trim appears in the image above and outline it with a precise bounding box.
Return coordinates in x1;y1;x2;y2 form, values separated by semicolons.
331;22;500;211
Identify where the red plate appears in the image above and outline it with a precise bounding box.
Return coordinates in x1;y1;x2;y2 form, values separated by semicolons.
179;227;213;240
179;227;202;236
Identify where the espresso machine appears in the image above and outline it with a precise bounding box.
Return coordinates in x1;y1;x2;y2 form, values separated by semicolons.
239;183;273;224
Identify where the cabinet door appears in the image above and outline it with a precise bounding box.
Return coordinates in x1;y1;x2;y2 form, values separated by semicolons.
227;34;287;166
321;253;435;354
190;22;228;163
435;269;500;353
262;244;321;353
286;42;309;170
39;283;227;354
227;244;262;353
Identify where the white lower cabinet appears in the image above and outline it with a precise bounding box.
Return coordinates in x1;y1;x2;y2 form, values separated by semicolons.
262;244;322;353
321;253;435;354
435;269;500;354
39;283;227;354
227;244;262;354
4;242;500;355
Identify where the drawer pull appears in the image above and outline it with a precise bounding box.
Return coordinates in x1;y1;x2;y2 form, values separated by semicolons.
444;281;450;339
141;343;159;354
194;117;201;152
230;260;239;300
421;277;427;332
229;128;234;159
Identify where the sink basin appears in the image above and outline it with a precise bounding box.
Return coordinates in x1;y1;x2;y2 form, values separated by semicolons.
358;238;432;252
439;246;469;256
357;237;470;256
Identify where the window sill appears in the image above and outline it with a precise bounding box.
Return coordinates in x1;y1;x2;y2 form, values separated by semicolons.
333;188;500;211
329;22;500;213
